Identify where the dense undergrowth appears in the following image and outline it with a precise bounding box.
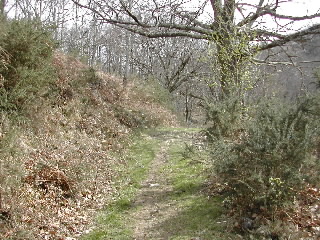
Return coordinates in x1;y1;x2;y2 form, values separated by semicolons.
0;20;177;239
206;94;320;239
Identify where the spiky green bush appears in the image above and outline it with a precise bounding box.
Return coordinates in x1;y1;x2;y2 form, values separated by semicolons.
204;95;246;140
0;20;57;112
212;97;319;217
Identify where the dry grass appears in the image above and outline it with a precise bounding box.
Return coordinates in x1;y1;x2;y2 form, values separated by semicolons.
0;52;178;239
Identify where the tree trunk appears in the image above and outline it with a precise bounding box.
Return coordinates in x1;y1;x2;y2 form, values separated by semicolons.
214;27;242;98
210;0;244;98
0;0;6;20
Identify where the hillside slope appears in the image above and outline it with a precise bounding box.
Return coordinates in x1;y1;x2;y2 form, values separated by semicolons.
0;51;178;240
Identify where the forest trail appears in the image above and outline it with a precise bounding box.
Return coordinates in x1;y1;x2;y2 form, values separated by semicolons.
131;138;175;239
131;131;193;240
127;129;229;240
83;128;230;240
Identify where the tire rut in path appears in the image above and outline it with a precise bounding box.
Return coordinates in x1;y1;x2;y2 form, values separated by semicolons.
131;138;178;240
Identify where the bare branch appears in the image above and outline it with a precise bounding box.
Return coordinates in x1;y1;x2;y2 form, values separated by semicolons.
119;0;146;27
268;12;320;21
73;0;212;39
72;1;320;60
175;5;212;30
116;24;209;39
253;58;320;65
239;6;320;28
237;4;271;27
255;29;286;39
273;0;279;11
259;24;320;51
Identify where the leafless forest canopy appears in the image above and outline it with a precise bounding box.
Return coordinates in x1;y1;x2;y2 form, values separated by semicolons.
3;1;320;111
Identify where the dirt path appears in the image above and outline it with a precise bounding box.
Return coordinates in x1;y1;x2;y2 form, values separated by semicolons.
82;129;231;240
131;138;177;240
130;131;201;240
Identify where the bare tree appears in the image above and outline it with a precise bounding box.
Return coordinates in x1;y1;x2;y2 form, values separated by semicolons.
71;0;320;97
131;37;206;93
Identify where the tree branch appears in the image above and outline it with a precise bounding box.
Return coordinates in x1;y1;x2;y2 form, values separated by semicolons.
237;3;270;27
210;0;222;22
223;0;236;23
175;10;212;30
241;9;320;26
116;24;209;39
72;0;320;50
255;29;286;39
267;11;320;21
258;24;320;51
119;0;146;27
253;58;320;65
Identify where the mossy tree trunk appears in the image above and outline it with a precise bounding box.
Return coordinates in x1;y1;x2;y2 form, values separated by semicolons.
0;0;6;20
211;0;250;98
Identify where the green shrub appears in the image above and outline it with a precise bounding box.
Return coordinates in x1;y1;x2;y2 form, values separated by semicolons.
212;97;319;218
204;95;246;140
0;20;57;112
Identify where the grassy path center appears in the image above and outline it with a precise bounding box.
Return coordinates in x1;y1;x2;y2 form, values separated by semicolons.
131;138;177;239
83;128;232;240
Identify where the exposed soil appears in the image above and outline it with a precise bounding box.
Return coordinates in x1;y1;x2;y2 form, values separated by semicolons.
130;131;200;240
